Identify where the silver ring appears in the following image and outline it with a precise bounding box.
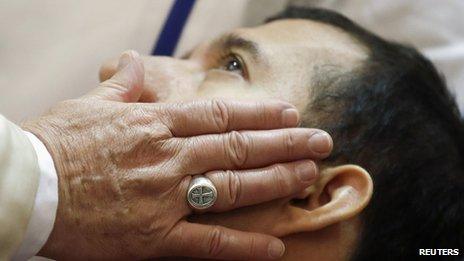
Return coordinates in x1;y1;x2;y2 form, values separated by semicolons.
187;175;217;210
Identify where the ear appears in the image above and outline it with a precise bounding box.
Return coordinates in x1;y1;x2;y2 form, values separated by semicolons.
273;164;373;236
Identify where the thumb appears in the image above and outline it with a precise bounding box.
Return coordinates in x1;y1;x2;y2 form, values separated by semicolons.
83;50;144;102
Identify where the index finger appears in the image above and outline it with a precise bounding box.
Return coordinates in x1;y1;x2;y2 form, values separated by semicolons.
151;100;300;137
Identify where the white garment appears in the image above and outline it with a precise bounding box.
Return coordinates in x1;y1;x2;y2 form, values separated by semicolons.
0;115;58;260
0;115;39;260
12;132;58;261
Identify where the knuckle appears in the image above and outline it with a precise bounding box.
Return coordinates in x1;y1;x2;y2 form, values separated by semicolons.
282;131;296;156
225;131;249;168
256;102;269;124
225;170;242;207
207;226;229;257
248;235;257;258
100;78;127;92
274;164;293;195
156;124;174;140
210;100;230;131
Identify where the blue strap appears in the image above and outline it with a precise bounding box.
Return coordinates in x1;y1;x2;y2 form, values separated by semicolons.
151;0;196;56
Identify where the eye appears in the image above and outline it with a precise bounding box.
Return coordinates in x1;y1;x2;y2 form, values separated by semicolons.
224;55;242;72
220;54;247;77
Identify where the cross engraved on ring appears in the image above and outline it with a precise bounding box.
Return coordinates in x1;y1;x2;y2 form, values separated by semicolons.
190;186;214;206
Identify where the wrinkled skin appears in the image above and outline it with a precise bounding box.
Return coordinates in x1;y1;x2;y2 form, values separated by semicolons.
98;19;370;261
22;51;333;260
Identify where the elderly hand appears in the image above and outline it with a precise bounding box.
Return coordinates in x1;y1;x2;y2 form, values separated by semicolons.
23;51;332;260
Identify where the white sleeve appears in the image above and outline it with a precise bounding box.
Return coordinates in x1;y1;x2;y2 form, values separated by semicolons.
12;132;58;261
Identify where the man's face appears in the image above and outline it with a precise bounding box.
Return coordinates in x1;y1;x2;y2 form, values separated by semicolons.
140;19;367;114
101;18;371;260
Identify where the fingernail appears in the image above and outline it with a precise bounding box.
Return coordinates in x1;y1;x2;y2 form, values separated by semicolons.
295;161;317;181
117;53;132;70
308;132;332;154
281;108;299;127
117;50;139;70
268;240;285;259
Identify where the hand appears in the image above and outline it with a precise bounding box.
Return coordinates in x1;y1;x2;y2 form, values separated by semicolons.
23;51;333;260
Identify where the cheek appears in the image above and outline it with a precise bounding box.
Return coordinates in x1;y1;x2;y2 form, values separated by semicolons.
197;81;279;102
194;71;262;101
159;71;205;102
261;70;311;112
145;60;205;103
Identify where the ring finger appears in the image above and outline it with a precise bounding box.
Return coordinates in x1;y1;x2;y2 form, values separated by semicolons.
184;160;318;213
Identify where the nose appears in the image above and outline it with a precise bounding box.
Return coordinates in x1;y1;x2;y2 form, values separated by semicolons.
99;55;203;102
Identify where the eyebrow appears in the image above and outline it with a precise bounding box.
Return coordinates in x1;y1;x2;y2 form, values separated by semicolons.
213;33;261;61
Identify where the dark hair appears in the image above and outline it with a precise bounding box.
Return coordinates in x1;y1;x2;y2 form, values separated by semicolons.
269;7;464;260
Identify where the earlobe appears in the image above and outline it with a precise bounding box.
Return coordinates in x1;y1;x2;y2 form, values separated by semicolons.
274;164;373;236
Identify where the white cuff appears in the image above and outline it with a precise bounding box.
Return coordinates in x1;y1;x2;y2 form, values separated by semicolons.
12;132;58;261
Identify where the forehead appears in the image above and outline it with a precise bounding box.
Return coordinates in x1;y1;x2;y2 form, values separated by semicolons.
237;19;368;63
192;19;368;68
